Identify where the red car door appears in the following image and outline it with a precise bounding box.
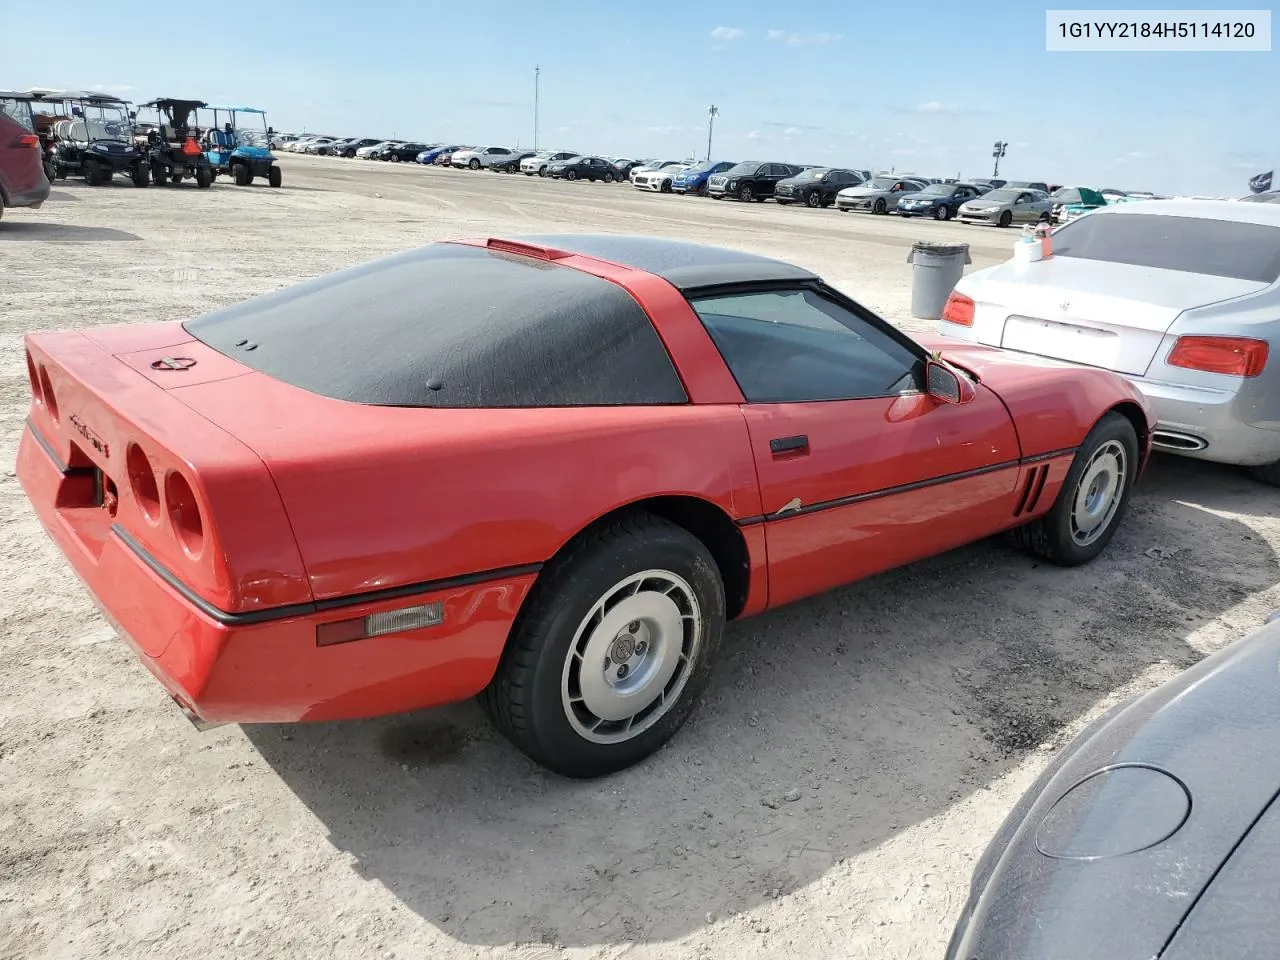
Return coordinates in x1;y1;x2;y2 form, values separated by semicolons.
0;96;45;203
689;286;1023;609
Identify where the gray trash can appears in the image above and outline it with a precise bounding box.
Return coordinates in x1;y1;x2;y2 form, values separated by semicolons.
907;241;972;321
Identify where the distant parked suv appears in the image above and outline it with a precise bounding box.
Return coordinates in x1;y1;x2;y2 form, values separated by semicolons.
706;161;803;201
0;91;51;223
773;167;865;208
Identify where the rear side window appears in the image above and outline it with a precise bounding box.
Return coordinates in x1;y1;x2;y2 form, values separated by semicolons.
1054;213;1280;283
0;97;34;132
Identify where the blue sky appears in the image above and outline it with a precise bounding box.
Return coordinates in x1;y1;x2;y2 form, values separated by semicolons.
7;0;1276;195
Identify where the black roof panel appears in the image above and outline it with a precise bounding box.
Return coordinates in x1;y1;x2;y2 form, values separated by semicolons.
511;233;818;291
184;241;687;408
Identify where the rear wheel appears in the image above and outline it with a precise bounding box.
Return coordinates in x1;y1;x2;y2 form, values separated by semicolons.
604;171;615;183
479;513;725;778
131;163;149;187
195;165;213;189
268;165;282;187
1010;412;1139;566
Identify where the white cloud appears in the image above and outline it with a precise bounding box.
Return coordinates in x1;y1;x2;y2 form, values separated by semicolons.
1014;141;1031;148
914;100;961;114
767;29;786;40
782;126;800;136
710;26;745;41
744;130;762;140
646;125;683;133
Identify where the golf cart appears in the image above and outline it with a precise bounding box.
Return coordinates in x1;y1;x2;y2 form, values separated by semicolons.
138;98;213;187
44;92;150;186
201;106;282;187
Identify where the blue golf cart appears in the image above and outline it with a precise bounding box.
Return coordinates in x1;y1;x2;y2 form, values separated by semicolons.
202;105;282;187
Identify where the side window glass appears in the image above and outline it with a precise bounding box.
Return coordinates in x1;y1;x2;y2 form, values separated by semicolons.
689;289;921;403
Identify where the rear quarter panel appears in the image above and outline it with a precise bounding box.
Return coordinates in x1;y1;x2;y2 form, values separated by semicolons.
172;375;765;603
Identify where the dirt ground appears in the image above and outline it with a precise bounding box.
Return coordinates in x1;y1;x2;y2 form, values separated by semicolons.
2;155;1278;960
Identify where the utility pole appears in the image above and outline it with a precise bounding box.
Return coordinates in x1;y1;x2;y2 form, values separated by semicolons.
706;104;719;162
533;65;540;151
992;140;1007;178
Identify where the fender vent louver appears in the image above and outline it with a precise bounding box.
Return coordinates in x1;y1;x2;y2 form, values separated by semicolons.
1014;465;1050;517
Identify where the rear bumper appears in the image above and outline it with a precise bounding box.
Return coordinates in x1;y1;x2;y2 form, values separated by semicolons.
18;421;536;724
934;327;1280;467
7;177;51;209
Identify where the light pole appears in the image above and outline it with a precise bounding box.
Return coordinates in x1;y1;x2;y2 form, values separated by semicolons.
533;65;541;151
706;105;719;162
992;139;1007;178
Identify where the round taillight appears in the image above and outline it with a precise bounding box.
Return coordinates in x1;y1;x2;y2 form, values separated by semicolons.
165;471;204;557
38;366;58;422
127;444;160;523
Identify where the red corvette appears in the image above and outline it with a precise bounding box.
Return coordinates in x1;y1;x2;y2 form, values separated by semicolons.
18;235;1153;777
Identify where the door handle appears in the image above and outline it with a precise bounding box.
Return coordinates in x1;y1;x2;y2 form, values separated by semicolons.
769;434;809;456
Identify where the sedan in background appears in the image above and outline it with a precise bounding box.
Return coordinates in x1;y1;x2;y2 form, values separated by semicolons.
334;138;382;158
706;161;803;201
938;199;1280;484
835;176;927;214
302;138;338;155
671;160;736;196
896;182;988;220
774;167;866;208
1049;185;1109;224
490;150;538;173
632;162;695;193
545;155;620;182
356;140;396;159
957;187;1054;227
416;145;460;165
382;142;431;162
948;610;1280;960
520;150;578;176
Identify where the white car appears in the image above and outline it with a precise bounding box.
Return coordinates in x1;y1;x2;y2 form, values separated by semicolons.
632;163;693;193
629;160;687;183
936;198;1280;481
357;140;396;159
451;146;514;170
520;150;578;176
302;138;337;155
284;136;323;153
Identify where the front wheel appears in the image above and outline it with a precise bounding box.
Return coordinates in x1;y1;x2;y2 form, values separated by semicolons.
234;163;251;186
1010;412;1139;566
469;158;481;169
268;165;282;188
480;513;725;778
805;190;821;208
195;165;213;188
566;170;578;181
934;204;950;220
998;210;1013;227
872;198;887;214
738;184;754;201
131;163;150;187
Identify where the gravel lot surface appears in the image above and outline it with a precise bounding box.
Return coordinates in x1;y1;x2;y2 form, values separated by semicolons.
2;154;1277;960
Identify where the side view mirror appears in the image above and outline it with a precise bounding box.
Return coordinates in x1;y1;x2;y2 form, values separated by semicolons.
925;359;976;405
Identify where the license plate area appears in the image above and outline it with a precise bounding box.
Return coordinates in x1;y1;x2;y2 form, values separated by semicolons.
1001;315;1119;368
55;445;117;560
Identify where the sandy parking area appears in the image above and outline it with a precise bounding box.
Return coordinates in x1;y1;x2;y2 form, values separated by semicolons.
2;155;1278;960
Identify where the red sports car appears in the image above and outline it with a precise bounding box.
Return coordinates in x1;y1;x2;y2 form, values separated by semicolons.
17;235;1153;777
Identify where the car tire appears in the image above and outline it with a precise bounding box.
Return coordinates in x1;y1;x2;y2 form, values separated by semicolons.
479;512;725;778
739;184;753;201
268;165;282;188
566;170;578;181
873;198;887;214
805;191;821;208
934;205;949;220
344;149;355;158
234;163;251;186
998;210;1013;227
131;163;149;188
84;160;105;186
1010;412;1139;566
469;158;481;169
1248;460;1280;487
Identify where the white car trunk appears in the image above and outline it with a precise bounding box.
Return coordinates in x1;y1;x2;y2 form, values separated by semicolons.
974;257;1267;376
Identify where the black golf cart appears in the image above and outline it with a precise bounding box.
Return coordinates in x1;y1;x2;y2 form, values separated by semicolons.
45;92;150;187
138;98;213;187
